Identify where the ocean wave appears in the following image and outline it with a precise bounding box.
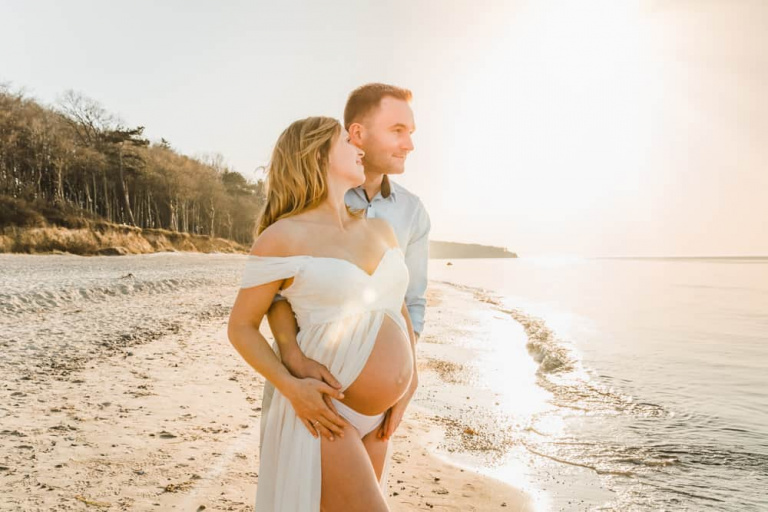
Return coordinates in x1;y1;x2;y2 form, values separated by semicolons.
440;280;674;421
438;278;768;511
496;306;577;374
479;287;673;420
442;281;579;375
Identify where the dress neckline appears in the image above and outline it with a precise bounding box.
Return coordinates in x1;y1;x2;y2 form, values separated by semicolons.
247;246;401;278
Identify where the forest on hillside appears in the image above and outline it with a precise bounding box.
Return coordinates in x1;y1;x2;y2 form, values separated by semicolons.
0;85;264;244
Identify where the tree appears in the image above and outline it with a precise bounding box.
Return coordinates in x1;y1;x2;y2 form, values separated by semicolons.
1;85;265;242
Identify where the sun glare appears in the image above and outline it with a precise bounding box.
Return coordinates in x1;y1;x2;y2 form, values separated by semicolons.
518;1;655;198
446;1;663;233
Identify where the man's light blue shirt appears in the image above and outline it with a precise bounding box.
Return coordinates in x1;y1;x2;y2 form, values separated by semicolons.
345;179;430;335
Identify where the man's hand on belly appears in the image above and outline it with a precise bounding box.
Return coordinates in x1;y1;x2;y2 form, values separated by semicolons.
283;352;342;391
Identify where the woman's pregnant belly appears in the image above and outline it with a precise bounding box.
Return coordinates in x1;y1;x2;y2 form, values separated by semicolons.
341;314;413;416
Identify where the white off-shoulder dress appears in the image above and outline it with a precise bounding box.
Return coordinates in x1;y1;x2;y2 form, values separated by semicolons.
240;246;410;511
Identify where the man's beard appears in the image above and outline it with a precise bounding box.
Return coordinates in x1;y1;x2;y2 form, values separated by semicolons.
363;153;403;176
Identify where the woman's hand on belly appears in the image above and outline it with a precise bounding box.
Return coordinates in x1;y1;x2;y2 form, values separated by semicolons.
282;376;348;441
377;370;418;441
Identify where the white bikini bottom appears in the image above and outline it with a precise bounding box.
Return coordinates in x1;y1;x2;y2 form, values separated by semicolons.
330;398;386;437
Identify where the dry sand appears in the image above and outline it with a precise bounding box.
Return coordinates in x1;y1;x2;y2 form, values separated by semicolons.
0;283;532;511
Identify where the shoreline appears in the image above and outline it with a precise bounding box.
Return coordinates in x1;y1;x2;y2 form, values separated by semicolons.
0;280;533;511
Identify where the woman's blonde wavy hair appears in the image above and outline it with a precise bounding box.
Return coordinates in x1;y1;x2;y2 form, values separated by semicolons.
255;116;360;236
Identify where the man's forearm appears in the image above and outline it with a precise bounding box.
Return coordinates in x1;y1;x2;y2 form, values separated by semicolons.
265;299;303;365
406;300;425;338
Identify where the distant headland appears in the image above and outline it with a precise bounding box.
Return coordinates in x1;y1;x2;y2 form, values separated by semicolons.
429;241;517;259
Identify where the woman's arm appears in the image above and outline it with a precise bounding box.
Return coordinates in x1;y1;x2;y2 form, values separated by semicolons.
228;280;300;393
228;269;346;439
401;301;419;359
401;299;420;404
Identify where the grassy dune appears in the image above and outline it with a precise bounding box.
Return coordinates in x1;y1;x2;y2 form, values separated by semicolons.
0;222;247;256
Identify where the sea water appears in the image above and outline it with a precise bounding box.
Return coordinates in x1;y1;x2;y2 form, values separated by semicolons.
429;257;768;511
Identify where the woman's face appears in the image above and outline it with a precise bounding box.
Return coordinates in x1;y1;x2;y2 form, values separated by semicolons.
327;128;365;188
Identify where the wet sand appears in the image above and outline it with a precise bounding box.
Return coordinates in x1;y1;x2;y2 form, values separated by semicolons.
0;282;532;511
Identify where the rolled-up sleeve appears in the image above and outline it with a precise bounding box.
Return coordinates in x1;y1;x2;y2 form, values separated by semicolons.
404;200;430;335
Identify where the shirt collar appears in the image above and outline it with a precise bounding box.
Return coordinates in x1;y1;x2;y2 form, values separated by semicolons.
351;182;398;203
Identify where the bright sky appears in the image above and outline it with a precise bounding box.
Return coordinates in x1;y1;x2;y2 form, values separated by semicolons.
2;0;766;256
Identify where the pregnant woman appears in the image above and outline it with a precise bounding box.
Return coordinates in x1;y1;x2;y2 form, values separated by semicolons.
228;116;418;511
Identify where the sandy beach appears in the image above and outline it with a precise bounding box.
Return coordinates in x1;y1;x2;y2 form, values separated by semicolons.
6;253;768;511
0;275;532;511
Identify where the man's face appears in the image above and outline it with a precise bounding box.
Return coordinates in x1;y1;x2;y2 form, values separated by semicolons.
356;97;415;175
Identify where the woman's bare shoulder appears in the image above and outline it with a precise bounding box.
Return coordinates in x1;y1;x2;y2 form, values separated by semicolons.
365;217;399;249
248;218;304;257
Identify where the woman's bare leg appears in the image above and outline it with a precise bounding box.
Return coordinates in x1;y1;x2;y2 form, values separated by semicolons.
320;422;389;512
362;429;390;483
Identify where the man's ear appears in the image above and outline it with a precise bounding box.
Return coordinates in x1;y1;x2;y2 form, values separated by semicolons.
348;122;364;147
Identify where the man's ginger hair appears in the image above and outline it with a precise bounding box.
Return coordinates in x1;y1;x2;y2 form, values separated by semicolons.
343;83;412;129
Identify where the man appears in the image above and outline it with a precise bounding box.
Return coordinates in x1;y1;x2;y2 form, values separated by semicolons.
260;83;430;445
343;84;429;337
